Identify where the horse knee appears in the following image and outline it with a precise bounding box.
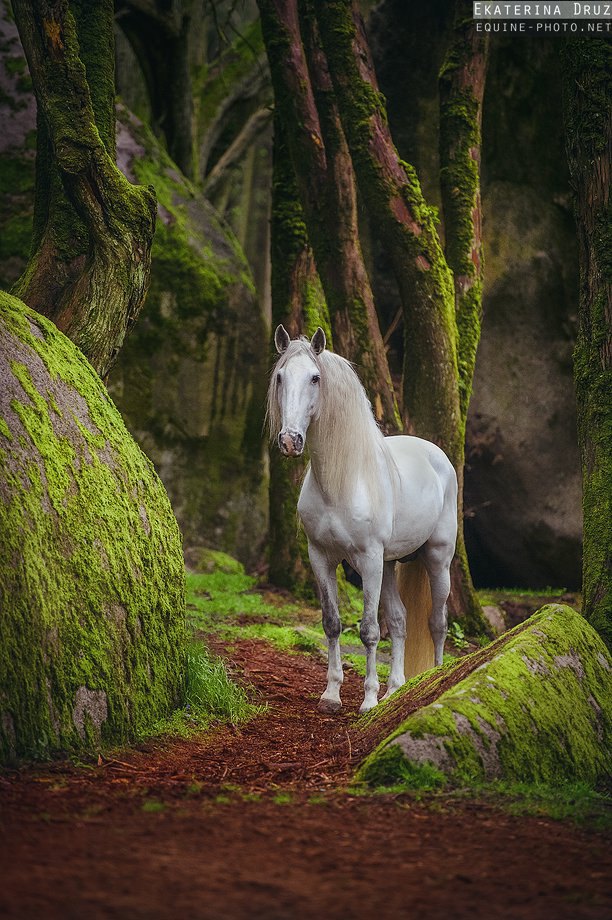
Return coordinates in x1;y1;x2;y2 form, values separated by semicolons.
360;619;380;648
384;605;406;639
322;610;341;640
429;608;448;644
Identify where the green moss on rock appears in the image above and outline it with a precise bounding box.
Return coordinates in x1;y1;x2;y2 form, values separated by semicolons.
0;291;186;763
356;605;611;789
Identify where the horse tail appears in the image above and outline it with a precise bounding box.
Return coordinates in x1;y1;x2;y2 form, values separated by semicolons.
396;559;435;679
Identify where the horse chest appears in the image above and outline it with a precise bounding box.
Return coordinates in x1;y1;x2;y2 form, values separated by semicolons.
297;476;388;555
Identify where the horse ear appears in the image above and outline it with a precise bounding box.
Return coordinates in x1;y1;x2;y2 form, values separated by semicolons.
311;327;326;355
274;324;290;354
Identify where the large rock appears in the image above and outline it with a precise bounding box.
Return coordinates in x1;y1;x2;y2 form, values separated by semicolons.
357;605;611;788
464;37;581;589
0;292;185;762
109;107;269;568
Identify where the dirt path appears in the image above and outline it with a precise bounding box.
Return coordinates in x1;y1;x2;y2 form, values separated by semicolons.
1;639;611;919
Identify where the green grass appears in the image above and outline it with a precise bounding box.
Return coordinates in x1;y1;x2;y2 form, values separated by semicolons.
480;781;612;829
150;642;260;738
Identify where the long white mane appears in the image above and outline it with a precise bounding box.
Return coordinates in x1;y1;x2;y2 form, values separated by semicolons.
268;339;391;506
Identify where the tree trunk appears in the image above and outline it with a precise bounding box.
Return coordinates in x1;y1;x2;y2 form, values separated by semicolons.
11;0;156;379
562;37;612;649
257;0;400;429
314;0;488;632
313;0;460;457
439;3;488;423
439;3;489;629
267;114;328;594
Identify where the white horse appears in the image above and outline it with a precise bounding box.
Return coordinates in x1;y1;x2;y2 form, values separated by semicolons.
268;326;458;714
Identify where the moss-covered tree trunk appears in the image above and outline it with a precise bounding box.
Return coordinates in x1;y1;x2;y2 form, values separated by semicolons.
267;114;328;593
562;37;612;648
439;4;489;624
257;0;399;429
313;0;459;451
314;0;487;631
11;0;156;379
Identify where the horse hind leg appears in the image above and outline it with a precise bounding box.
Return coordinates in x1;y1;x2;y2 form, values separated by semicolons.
308;543;343;713
421;547;452;667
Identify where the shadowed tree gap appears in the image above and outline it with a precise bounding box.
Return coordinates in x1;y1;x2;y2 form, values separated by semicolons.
11;0;156;378
562;36;612;648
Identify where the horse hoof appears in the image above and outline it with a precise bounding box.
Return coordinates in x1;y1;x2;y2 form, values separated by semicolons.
359;700;378;714
318;698;342;715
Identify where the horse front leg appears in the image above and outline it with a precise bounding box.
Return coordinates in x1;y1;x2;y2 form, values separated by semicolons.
308;542;343;714
380;561;406;699
358;553;384;713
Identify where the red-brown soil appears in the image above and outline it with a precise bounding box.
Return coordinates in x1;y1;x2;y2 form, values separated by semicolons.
1;639;611;919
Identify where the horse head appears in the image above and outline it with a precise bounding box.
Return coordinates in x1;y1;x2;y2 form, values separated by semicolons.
271;325;326;457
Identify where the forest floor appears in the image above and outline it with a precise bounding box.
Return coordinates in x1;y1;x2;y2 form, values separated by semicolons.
1;572;610;920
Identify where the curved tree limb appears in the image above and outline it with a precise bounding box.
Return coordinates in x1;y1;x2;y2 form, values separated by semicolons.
11;0;156;378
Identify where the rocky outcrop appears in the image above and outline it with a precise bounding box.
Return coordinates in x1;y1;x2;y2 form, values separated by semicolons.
356;605;611;788
0;293;185;762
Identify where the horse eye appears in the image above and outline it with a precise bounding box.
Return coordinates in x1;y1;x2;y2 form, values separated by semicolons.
276;373;282;385
311;374;320;385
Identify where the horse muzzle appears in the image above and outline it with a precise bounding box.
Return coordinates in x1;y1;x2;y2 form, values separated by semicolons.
278;429;304;457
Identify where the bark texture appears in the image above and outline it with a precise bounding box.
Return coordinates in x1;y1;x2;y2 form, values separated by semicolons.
267;114;327;594
258;0;399;429
11;0;156;379
313;0;459;453
438;3;489;625
439;3;488;423
562;37;612;648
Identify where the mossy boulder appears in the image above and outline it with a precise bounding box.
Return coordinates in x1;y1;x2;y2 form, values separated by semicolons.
357;605;611;789
0;292;186;763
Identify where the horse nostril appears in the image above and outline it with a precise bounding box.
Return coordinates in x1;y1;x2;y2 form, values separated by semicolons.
279;430;303;455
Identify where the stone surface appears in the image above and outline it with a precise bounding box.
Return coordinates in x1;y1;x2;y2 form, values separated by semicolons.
357;605;611;788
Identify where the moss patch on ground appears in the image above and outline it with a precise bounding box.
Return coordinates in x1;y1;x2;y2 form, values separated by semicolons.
356;605;611;791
